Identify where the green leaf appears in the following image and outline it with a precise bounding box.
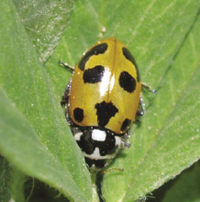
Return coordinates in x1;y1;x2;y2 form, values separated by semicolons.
11;168;26;202
0;158;12;202
100;2;200;202
51;0;200;202
163;163;200;202
0;1;91;202
53;0;200;201
12;0;73;62
1;0;200;202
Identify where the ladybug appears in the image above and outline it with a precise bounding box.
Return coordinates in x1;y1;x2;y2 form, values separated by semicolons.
61;38;145;168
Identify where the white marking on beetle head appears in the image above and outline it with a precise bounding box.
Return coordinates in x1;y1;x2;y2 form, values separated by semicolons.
92;129;106;142
74;132;82;141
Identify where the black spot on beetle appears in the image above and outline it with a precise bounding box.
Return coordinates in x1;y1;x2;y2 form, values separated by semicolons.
121;118;131;132
119;71;136;93
97;133;116;156
78;43;108;71
73;108;84;122
122;47;140;81
78;130;95;154
83;65;105;83
95;101;118;127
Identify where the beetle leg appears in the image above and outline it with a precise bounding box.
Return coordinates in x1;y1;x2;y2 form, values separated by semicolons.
60;81;71;107
136;95;145;116
61;81;74;124
142;83;156;93
136;83;156;116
